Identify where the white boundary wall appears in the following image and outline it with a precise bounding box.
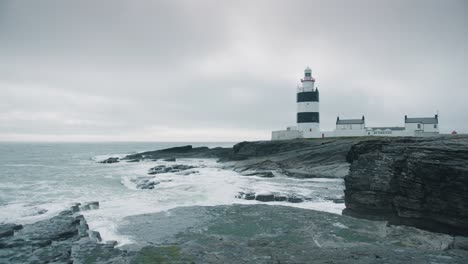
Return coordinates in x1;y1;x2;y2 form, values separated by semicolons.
272;130;303;140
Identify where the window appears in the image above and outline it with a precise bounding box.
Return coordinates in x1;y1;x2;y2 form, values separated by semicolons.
305;72;311;77
417;124;421;129
434;124;438;129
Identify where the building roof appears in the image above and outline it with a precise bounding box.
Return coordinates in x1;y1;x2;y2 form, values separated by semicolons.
370;127;405;131
336;116;365;125
405;115;438;124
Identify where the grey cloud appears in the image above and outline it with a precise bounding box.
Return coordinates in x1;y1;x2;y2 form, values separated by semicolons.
0;0;467;141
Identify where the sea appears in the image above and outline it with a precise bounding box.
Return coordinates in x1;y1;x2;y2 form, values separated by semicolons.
0;142;345;246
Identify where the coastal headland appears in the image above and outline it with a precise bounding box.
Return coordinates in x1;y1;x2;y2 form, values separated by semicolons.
2;136;468;263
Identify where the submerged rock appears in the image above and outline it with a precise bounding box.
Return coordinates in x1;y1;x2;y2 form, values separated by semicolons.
99;157;119;164
344;136;468;236
80;201;99;211
133;177;160;190
236;192;256;200
163;157;176;162
241;171;275;178
147;164;196;175
236;191;306;203
255;192;275;202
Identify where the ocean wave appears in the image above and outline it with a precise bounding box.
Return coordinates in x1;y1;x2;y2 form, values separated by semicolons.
1;164;63;168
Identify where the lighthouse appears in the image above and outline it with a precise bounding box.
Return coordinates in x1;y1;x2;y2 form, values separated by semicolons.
297;67;320;138
271;66;440;140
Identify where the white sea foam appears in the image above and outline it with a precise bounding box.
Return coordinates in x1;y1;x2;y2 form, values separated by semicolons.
79;158;344;246
0;202;71;225
1;151;345;247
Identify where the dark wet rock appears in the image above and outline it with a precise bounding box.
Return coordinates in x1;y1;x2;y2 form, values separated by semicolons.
133;177;160;190
89;230;102;242
325;196;346;204
287;196;304;203
236;192;306;203
236;160;282;171
71;202;81;213
274;195;287;201
118;204;468;264
0;224;22;238
105;240;118;248
126;159;140;163
255;192;275;202
242;171;275;178
163;157;176;162
124;145;231;161
99;157;119;164
452;236;468;250
160;145;195;153
147;164;196;175
344;136;468;236
0;205;136;264
235;192;256;200
80;201;99;211
71;237;133;264
35;208;47;215
176;170;199;176
333;198;345;204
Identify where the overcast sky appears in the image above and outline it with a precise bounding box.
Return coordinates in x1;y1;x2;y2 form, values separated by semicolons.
0;0;467;142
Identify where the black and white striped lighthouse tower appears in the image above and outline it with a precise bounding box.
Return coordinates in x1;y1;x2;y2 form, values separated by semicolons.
297;67;320;138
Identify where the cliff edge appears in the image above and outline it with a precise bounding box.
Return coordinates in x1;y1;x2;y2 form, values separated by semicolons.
344;136;468;236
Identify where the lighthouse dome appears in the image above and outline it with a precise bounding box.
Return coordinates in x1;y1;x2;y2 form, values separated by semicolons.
304;66;313;79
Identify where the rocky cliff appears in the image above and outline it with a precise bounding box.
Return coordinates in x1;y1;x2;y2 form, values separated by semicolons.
224;138;364;178
122;138;366;179
344;136;468;236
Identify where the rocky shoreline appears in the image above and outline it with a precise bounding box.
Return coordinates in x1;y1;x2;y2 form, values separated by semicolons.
2;204;467;263
0;202;132;264
2;136;468;263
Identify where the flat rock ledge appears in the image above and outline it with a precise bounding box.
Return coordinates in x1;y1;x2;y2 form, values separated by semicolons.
4;204;467;263
117;204;468;264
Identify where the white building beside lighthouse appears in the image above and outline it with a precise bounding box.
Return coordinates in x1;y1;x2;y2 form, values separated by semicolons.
271;67;441;140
